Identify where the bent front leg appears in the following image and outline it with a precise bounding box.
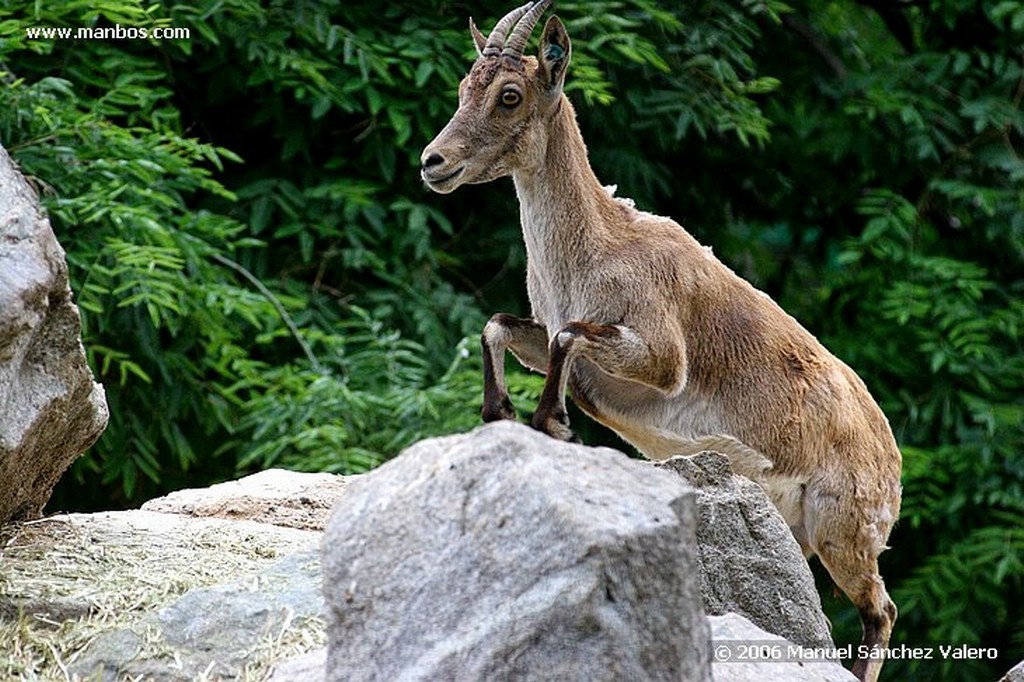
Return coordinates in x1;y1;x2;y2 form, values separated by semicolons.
531;321;685;441
480;313;549;423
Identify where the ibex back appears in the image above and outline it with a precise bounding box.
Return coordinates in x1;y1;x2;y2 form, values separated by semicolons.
421;3;902;680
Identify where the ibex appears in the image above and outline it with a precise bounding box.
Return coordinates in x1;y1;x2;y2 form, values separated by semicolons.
421;3;902;680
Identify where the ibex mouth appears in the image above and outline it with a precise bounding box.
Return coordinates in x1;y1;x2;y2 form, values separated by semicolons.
422;166;465;193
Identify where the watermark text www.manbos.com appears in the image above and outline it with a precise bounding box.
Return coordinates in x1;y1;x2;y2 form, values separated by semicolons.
712;641;1000;664
25;25;191;41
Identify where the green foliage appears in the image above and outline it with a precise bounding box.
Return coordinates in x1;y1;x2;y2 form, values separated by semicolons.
2;0;1023;677
0;32;248;501
222;318;547;475
224;314;476;474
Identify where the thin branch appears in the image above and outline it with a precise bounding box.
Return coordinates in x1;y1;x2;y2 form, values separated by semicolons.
781;14;847;80
212;253;323;372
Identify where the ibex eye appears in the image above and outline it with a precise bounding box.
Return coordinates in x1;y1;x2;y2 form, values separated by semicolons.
500;89;521;107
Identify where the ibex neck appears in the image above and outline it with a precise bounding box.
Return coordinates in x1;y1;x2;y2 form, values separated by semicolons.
512;96;616;254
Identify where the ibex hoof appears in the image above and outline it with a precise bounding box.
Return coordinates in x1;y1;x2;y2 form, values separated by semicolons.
531;411;579;443
482;397;517;423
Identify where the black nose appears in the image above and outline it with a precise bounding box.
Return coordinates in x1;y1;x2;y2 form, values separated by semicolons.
423;152;445;169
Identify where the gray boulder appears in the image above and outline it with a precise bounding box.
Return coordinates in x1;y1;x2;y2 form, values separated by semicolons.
0;143;108;523
657;452;833;649
322;421;711;682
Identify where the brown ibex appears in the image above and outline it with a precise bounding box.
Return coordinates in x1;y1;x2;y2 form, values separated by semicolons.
420;3;902;680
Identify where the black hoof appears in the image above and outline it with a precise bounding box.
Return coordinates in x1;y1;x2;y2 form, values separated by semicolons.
530;410;578;443
482;396;517;422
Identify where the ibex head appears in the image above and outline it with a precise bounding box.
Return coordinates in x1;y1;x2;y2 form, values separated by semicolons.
420;0;571;194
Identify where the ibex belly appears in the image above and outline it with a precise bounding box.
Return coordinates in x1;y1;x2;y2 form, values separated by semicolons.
569;360;810;532
571;364;754;462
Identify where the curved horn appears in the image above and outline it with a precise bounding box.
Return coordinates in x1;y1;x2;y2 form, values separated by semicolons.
482;2;534;57
502;0;553;60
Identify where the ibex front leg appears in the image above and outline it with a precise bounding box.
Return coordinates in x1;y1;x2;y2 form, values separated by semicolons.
481;313;550;422
532;321;685;441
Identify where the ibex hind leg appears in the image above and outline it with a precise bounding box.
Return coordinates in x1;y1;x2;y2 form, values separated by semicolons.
821;554;896;682
805;481;898;682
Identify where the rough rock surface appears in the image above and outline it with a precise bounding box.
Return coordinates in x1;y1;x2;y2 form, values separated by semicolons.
1;510;317;624
0;143;108;524
1;469;340;680
273;612;859;682
710;613;857;682
322;421;711;682
657;452;833;649
3;435;853;681
269;648;327;682
70;547;323;681
143;467;348;531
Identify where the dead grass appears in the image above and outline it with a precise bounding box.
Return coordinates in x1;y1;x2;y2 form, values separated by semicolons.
0;513;324;681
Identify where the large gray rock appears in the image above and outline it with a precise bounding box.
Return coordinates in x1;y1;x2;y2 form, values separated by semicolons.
322;421;711;682
0;143;108;523
657;452;833;649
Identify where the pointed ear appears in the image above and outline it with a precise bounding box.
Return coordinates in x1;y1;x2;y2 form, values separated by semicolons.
537;15;571;93
469;17;487;56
